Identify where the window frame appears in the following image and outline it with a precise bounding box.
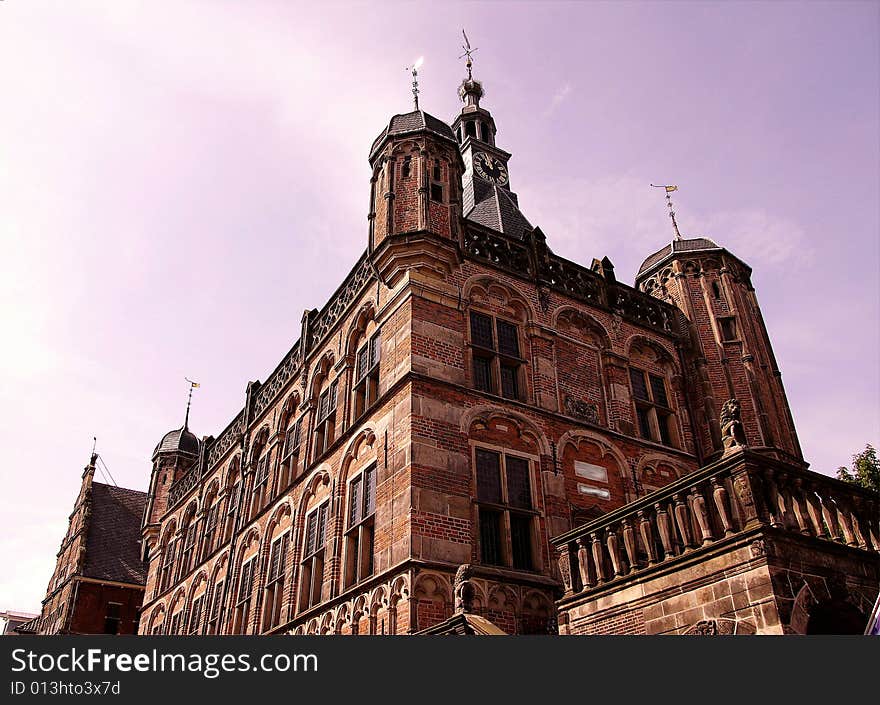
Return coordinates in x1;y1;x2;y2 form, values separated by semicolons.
313;380;339;460
232;557;256;635
206;578;224;635
628;366;677;447
299;502;328;612
471;445;538;572
263;531;290;631
468;310;526;402
343;464;377;588
353;334;381;421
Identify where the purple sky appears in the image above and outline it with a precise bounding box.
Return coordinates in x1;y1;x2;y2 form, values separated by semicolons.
1;1;877;612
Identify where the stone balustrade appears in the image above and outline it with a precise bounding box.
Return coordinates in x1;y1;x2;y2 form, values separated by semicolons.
552;449;879;597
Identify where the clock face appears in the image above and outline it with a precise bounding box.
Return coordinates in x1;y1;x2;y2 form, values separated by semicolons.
473;152;509;185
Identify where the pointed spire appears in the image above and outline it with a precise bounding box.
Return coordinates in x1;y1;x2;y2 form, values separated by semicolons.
184;378;200;429
458;29;484;108
651;184;683;241
406;57;424;111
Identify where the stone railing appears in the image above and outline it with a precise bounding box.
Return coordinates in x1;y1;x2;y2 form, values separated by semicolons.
552;449;879;598
167;464;201;510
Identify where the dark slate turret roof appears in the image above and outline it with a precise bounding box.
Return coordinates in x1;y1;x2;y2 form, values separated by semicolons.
82;483;148;586
637;237;722;278
465;184;533;240
370;110;457;159
153;426;199;456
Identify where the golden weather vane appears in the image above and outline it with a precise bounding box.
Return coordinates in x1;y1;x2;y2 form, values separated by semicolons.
650;184;683;241
405;56;424;110
184;377;200;428
459;29;478;80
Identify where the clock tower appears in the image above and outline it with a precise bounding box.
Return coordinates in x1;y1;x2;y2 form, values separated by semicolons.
452;69;532;239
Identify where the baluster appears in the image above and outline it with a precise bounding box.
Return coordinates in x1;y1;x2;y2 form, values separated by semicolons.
834;499;857;546
606;528;622;577
764;470;784;528
576;537;593;589
711;477;734;535
591;532;606;582
673;493;692;549
820;495;842;541
867;501;880;551
777;473;798;530
690;486;713;545
622;519;638;572
557;543;573;596
638;509;658;564
789;478;811;535
849;498;870;550
655;502;674;559
804;485;826;538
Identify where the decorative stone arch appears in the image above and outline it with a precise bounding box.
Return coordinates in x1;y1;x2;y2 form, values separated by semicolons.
223;455;241;489
305;618;319;635
557;429;630;482
159;518;178;548
552;306;612;349
147;603;167;634
278;391;302;433
624;334;677;369
389;574;410;605
308;351;336;403
369;584;389;614
339;428;378;489
292;625;304;636
250;425;271;464
169;587;187;616
789;581;868;635
319;611;334;635
636;453;687;478
334;603;351;634
204;477;220;503
266;498;294;540
521;589;552;634
186;569;209;605
461;405;552;457
181;499;199;526
209;551;229;585
487;584;518;615
681;259;700;274
296;466;333;519
344;302;379;358
463;274;537;323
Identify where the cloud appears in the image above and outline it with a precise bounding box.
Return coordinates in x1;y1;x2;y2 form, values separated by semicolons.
543;82;572;117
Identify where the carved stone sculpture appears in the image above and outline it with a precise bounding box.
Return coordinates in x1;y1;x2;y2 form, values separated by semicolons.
453;563;476;613
720;398;747;453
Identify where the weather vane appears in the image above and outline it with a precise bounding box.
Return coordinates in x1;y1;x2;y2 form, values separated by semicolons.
459;29;478;80
650;183;683;241
184;377;200;427
405;57;424;110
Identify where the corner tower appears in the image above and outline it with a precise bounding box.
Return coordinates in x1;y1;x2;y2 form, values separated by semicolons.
636;237;803;463
368;108;464;286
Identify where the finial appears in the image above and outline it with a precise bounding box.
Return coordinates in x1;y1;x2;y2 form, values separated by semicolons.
405;57;424;110
184;377;200;428
650;184;683;241
459;29;478;81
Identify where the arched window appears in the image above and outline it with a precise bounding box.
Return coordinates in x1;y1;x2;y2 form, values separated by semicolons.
231;547;257;635
401;155;411;178
205;560;227;635
223;463;241;542
263;530;290;631
313;377;339;461
711;280;722;300
465;121;476;138
299;501;329;611
352;327;381;422
249;437;270;521
188;579;207;635
201;491;220;561
469;310;525;401
159;527;177;594
473;448;535;570
344;464;377;587
480;121;490;143
178;507;197;579
629;367;677;447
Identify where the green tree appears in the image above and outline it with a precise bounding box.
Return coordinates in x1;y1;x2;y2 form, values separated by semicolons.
836;444;880;494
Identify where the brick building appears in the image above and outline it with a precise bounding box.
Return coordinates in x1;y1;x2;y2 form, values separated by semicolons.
19;454;147;635
91;65;877;636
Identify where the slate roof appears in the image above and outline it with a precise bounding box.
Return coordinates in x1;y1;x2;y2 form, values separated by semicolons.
465;184;533;240
153;425;199;457
82;482;148;586
636;237;722;278
370;110;457;159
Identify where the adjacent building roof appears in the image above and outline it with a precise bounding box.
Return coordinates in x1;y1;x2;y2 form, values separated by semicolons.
82;482;148;586
636;237;723;279
417;612;507;635
153;425;199;456
370;110;457;160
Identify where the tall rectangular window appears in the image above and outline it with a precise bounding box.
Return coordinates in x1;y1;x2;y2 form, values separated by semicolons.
202;503;219;560
224;481;240;541
103;603;121;635
251;452;270;519
353;335;381;420
299;503;328;611
314;381;338;459
206;579;224;635
232;558;255;635
160;539;176;593
168;610;183;636
629;367;676;447
344;465;377;587
179;522;196;579
280;417;302;487
474;448;535;570
188;595;204;635
469;311;524;401
264;532;290;631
